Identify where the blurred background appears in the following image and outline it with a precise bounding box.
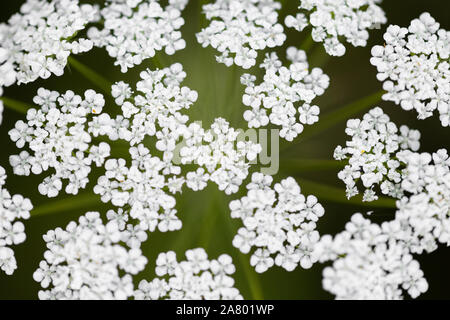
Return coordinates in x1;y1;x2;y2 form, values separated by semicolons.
0;0;449;299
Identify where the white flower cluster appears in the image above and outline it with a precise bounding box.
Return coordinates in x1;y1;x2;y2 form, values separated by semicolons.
95;144;183;233
88;0;187;73
327;108;450;299
93;63;259;231
315;213;428;299
370;13;450;126
9;88;110;197
319;149;450;299
105;63;195;147
240;48;329;141
229;173;324;273
334;107;421;201
181;118;262;195
197;0;286;69
394;149;450;254
33;211;147;300
0;166;33;275
285;0;386;57
0;0;98;88
135;248;243;300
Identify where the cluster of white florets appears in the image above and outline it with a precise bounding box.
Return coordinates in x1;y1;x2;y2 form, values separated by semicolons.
0;0;98;88
315;213;428;299
328;108;450;299
0;165;33;275
393;149;450;253
197;0;286;69
93;66;188;230
181;118;262;195
88;0;187;73
97;63;195;150
135;248;242;300
240;47;329;141
94;144;183;233
8;88;110;197
93;63;259;231
370;13;450;126
229;173;324;273
334;107;421;201
285;0;386;56
33;211;147;300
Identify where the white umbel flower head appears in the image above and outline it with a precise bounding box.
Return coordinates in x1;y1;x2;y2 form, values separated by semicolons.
181;118;262;195
33;211;147;300
316;213;428;300
88;0;187;73
285;0;386;56
0;0;98;87
229;173;325;273
197;0;286;69
9;88;110;197
134;248;243;300
334;107;421;200
371;13;450;126
393;149;450;254
0;165;33;275
94;144;182;233
240;47;329;141
335;108;450;257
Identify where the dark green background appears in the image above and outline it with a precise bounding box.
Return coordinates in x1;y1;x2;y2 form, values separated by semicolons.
0;0;449;299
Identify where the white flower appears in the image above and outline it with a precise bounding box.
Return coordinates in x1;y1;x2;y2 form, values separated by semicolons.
111;81;133;106
240;48;329;141
334;107;421;200
229;173;324;273
186;168;209;191
197;0;285;69
0;165;33;275
370;13;450;126
88;0;187;72
285;0;386;56
0;0;98;87
9;88;110;197
135;248;243;300
33;212;147;300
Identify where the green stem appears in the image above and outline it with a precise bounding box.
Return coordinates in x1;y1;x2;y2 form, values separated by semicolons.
219;195;264;300
31;193;100;217
282;90;384;153
226;65;241;123
296;178;396;208
237;251;264;300
68;57;112;95
198;189;221;249
310;44;331;68
300;32;314;53
0;96;30;114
